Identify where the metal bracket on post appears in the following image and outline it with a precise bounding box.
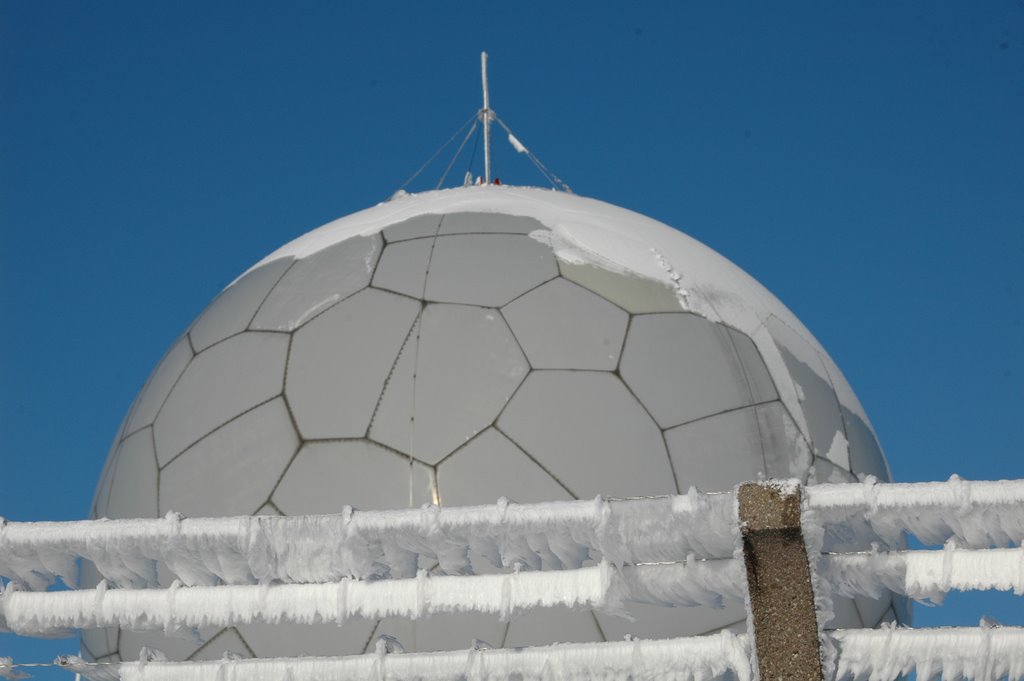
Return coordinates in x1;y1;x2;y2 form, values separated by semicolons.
738;481;824;681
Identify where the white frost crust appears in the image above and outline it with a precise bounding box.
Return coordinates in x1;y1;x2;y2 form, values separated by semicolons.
823;546;1024;603
806;476;1024;548
83;632;754;681
0;494;737;591
240;186;819;346
834;626;1024;681
0;560;744;636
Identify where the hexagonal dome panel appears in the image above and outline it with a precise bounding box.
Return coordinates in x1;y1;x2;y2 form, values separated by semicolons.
423;234;558;306
154;331;288;466
502;278;628;370
620;313;755;429
498;370;674;498
370;304;528;464
160;398;298;517
272;440;433;515
285;288;420;440
251;234;382;331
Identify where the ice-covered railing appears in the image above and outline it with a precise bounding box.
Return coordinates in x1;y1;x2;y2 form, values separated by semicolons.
3;477;1024;681
41;627;1024;681
0;494;737;591
3;478;1021;592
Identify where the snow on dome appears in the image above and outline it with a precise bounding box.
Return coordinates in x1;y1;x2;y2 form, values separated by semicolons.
86;185;899;663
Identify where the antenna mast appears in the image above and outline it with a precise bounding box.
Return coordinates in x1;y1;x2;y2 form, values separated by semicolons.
480;51;492;184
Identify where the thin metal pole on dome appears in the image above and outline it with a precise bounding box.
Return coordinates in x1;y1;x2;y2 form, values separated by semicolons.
481;51;492;184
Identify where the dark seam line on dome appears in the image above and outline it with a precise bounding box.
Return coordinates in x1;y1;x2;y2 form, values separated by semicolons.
702;619;745;637
366;307;422;439
151;427;162;517
815;346;858;472
79;638;98;661
431;426;492;469
158;394;282;471
366;284;423;304
361;620;384;654
660;398;782;434
262;499;285;515
281;334;294;396
383;231;537;244
496;272;560;310
186;627;229;661
185;331;197;356
121;340;195;441
810;455;855;483
232;627;258;658
114;626;121;657
496;308;534;372
722;330;770;477
850;599;869;629
246;258;300;331
497;620;512;648
615;315;634;375
263;444;301;514
491;424;579;500
275;285;367;332
738;329;782;402
359;435;434;468
96;652;119;663
590;611;609;642
490;365;530;426
775;399;816;469
610;373;678;494
241;258;298;328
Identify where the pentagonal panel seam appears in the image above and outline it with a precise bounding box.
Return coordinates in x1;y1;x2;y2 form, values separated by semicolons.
491;423;580;500
366;307;425;439
158;394;283;470
244;258;298;330
122;338;196;440
610;368;682;495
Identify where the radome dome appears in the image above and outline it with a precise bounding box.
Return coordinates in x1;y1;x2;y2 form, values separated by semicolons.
86;185;904;663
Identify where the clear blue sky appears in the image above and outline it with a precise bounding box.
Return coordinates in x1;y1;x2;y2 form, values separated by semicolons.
2;1;1022;676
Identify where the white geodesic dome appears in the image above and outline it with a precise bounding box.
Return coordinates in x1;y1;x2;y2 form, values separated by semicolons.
84;185;904;663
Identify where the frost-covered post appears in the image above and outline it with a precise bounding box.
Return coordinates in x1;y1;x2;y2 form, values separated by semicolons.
738;481;824;681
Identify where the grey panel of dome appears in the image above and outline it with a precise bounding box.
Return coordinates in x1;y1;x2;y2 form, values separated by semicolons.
439;212;546;235
843;405;891;481
810;455;856;484
727;328;778;404
104;429;157;519
119;628;208;663
371;304;528;465
620;314;754;429
437;428;572;506
855;591;893;628
237;621;377;658
124;334;193;435
559;261;681;313
372;238;432;299
665;407;766;493
251;234;382;331
189;258;293;352
382;214;443;242
272;441;430;515
765;317;847;467
286;288;420;440
424;234;558;307
154;332;289;466
93;448;119;518
755;402;813;480
498;371;673;499
595;601;746;641
831;597;865;628
504;609;603;647
502;278;628;370
190;628;252;660
371;613;507;655
159;399;297;517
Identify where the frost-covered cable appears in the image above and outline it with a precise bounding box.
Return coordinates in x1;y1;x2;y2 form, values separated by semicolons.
0;493;737;590
806;476;1024;548
56;631;754;681
821;545;1024;603
0;560;744;636
833;626;1024;681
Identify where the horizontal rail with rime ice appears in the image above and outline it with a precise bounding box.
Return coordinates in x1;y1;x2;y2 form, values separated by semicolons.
3;478;1022;592
0;560;745;636
40;627;1024;681
0;494;738;590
